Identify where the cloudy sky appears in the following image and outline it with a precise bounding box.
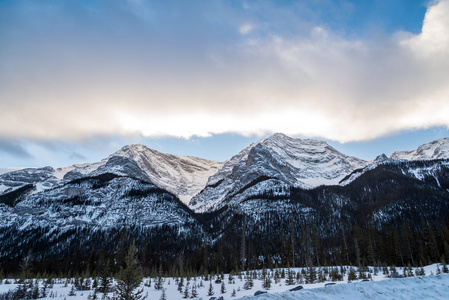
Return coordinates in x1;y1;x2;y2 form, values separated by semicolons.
1;0;449;168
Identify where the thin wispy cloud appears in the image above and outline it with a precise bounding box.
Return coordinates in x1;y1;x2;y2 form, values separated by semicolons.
0;140;32;159
0;0;447;144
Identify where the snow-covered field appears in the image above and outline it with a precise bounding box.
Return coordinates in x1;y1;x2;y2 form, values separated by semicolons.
0;264;447;300
243;274;449;299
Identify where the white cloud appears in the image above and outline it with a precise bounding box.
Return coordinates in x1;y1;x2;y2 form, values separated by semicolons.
239;23;254;35
0;0;449;143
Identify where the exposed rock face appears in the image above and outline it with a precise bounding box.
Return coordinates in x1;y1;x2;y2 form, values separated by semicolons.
189;133;368;212
112;144;223;204
391;138;449;161
1;144;224;205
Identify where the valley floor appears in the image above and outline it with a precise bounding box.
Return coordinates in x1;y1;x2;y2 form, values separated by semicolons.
0;264;447;300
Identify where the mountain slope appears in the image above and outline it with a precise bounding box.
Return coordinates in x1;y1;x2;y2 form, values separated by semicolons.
391;138;449;160
112;144;223;204
62;144;223;204
341;138;449;186
0;166;59;196
0;171;206;260
0;145;224;205
1;135;449;274
190;133;367;212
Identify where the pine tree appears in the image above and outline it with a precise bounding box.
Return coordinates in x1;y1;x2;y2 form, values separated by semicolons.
243;274;253;290
347;266;357;282
221;281;226;294
183;282;190;298
241;219;246;271
159;288;167;300
190;284;199;298
116;227;128;273
274;269;280;284
68;285;76;296
262;276;271;290
115;241;145;300
231;288;237;297
441;256;449;273
31;280;39;299
178;277;184;293
415;262;425;276
207;281;214;296
285;268;295;285
41;278;50;298
98;267;112;296
92;289;98;300
154;265;164;290
306;266;317;284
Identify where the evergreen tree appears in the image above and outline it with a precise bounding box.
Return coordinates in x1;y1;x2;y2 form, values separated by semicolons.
115;241;145;300
207;281;214;296
191;284;199;298
243;273;253;290
231;288;237;297
31;280;39;299
177;277;183;293
88;250;97;277
440;256;449;274
262;276;271;290
41;278;50;298
285;269;295;285
415;263;425;276
241;219;246;271
68;285;77;296
221;281;226;294
14;280;28;299
98;267;112;296
347;266;357;282
159;288;167;300
306;266;317;284
154;265;164;290
274;269;280;284
116;227;128;273
183;281;189;298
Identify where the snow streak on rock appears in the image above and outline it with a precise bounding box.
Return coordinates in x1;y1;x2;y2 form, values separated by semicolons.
190;133;367;212
391;138;449;161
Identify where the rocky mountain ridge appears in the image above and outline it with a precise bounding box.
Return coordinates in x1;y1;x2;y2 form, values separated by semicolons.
189;133;368;212
1;134;449;270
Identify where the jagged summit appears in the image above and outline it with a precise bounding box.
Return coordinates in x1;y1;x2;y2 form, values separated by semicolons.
61;143;224;204
2;135;449;211
112;144;224;203
190;133;368;212
391;138;449;161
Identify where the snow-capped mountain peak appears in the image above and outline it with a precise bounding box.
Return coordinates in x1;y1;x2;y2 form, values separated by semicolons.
391;138;449;161
190;133;368;212
111;144;224;203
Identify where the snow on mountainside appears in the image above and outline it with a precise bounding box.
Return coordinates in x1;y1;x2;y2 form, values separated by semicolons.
0;166;59;195
112;144;223;204
391;138;449;160
340;138;449;186
2;135;449;211
190;133;368;212
65;144;224;203
0;145;223;205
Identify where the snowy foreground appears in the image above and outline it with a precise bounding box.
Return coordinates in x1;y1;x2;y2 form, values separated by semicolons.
0;265;448;300
243;274;449;299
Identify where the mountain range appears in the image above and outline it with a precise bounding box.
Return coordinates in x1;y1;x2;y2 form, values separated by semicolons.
1;133;449;273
